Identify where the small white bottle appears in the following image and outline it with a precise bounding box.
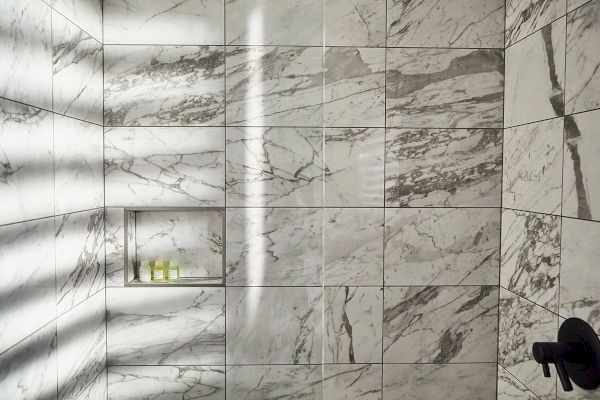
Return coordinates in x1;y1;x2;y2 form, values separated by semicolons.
138;260;151;283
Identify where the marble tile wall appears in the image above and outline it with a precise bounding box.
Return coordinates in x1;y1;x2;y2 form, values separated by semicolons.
0;0;107;399
499;1;600;399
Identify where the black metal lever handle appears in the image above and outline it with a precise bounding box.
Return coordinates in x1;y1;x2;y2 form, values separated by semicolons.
556;361;574;391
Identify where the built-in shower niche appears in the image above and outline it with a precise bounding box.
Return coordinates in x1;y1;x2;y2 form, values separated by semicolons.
124;207;225;286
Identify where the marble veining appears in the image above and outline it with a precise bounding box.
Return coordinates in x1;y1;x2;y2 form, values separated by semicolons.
498;366;539;400
383;286;498;363
105;208;125;287
500;210;560;311
104;45;225;126
387;0;505;48
324;364;381;400
502;118;563;215
385;128;502;207
569;0;593;12
324;0;385;46
226;287;322;364
385;208;500;286
51;0;103;42
104;127;225;207
324;47;385;127
226;127;323;207
77;369;107;400
505;0;566;46
386;48;504;129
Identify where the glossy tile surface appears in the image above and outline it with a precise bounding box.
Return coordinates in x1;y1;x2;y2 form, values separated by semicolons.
323;364;382;400
505;0;566;46
51;0;102;41
325;0;385;46
105;207;125;287
497;366;539;400
77;369;108;400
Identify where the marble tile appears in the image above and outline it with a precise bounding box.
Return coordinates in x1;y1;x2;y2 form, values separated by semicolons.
104;45;225;126
324;128;384;207
225;46;323;126
505;18;566;127
498;366;539;400
52;12;103;124
0;218;56;354
324;208;383;286
385;128;502;207
324;0;385;47
558;380;600;400
383;363;497;400
506;0;566;46
324;47;385;127
386;48;504;129
499;288;557;399
324;287;382;363
0;0;52;110
107;287;225;365
105;208;125;287
226;287;322;364
387;0;505;48
0;99;54;225
226;208;322;286
566;0;600;114
560;218;600;334
384;208;500;286
104;127;225;207
323;364;381;400
55;209;105;315
54;115;104;214
108;366;225;400
57;290;106;400
502;118;564;215
226;365;322;400
383;286;498;363
51;0;102;42
225;0;323;46
501;209;560;311
104;0;224;45
0;321;57;400
226;127;323;207
76;369;107;400
563;110;600;221
569;0;593;12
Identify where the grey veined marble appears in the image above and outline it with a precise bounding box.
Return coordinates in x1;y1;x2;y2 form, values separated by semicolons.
325;0;386;47
104;45;225;126
505;0;566;46
323;364;382;400
498;366;538;400
51;0;103;42
105;207;125;287
77;369;107;400
386;48;504;129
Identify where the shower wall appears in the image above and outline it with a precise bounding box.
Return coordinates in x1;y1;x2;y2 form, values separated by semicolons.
0;1;106;400
498;0;600;399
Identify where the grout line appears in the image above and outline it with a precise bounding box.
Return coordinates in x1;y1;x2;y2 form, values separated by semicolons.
505;13;567;50
41;0;102;45
498;365;543;399
0;95;103;127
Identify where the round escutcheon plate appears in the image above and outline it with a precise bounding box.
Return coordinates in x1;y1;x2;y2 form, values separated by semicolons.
558;318;600;390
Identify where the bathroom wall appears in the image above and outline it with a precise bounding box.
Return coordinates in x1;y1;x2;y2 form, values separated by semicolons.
498;0;600;399
0;1;106;400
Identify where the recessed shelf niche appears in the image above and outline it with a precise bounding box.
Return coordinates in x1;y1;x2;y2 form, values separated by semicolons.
124;207;225;287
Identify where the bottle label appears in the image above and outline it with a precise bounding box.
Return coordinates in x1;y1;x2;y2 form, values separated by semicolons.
168;269;178;280
153;270;164;280
139;269;150;282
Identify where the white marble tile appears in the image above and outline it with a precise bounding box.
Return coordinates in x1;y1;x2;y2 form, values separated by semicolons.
52;12;102;124
386;48;504;129
505;17;566;127
502;118;564;215
563;110;600;221
225;0;323;45
387;0;505;48
225;46;323;126
323;364;381;400
324;287;382;363
0;218;56;354
0;98;54;225
501;209;560;311
324;208;383;287
55;209;105;315
104;45;225;126
57;290;106;400
51;0;102;42
0;0;52;110
107;287;225;365
324;47;385;127
324;128;384;207
498;365;539;400
226;287;322;364
385;208;500;286
566;0;600;114
506;0;566;46
76;369;107;400
325;0;385;47
104;127;225;207
108;366;225;400
0;321;57;400
569;0;593;12
560;218;600;334
226;208;322;286
385;128;502;207
384;286;498;363
383;364;497;400
226;365;322;400
226;127;323;207
104;0;224;45
54;115;104;214
105;207;125;287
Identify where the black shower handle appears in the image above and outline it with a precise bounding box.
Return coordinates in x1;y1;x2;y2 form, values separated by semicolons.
532;341;580;391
